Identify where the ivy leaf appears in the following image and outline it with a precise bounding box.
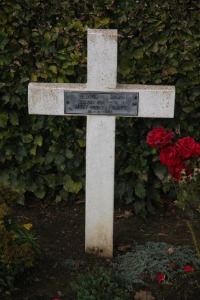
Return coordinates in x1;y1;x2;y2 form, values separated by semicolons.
158;35;168;45
49;65;57;74
183;106;195;113
0;82;5;89
124;166;134;173
0;112;8;128
30;145;37;156
55;195;62;204
63;175;82;194
21;134;33;143
17;146;27;157
34;135;43;146
154;164;167;180
44;32;51;42
54;154;65;166
116;181;126;199
44;152;56;165
135;182;146;199
69;181;82;194
77;139;86;148
134;200;145;215
59;189;69;201
66;67;74;75
44;174;56;188
9;112;19;126
27;181;38;192
34;190;46;198
63;175;74;191
18;39;28;46
0;172;10;185
133;49;144;60
30;74;37;81
65;149;74;159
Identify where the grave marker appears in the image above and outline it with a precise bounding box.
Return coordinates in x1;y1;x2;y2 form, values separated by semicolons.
28;29;175;257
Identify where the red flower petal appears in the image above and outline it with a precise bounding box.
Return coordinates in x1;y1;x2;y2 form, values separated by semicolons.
160;146;181;167
156;273;166;283
184;265;194;272
146;126;175;148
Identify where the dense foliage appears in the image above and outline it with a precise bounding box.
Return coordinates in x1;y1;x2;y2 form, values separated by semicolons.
0;0;199;214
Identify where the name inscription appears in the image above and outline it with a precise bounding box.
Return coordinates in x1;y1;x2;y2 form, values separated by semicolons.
64;91;139;116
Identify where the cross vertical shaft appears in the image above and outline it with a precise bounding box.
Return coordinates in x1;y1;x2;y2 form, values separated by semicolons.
85;29;117;257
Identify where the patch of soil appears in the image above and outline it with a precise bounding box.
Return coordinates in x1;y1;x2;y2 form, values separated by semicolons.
4;201;200;300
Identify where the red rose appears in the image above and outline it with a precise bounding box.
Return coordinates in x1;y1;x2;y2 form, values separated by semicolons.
176;137;200;158
192;142;200;157
146;126;175;148
184;265;194;272
169;164;191;181
160;146;181;167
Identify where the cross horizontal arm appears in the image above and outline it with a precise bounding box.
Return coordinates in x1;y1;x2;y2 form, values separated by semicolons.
28;83;175;118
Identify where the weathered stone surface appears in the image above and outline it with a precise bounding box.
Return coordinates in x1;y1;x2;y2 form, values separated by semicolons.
28;83;175;118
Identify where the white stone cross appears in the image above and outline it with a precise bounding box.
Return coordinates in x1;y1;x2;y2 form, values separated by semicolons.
28;29;175;257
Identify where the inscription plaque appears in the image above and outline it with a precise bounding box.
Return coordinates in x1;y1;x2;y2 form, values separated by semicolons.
64;91;139;116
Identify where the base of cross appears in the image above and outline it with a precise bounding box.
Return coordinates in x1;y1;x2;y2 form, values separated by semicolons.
28;29;175;258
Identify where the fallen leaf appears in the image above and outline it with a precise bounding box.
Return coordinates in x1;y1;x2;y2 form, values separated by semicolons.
134;290;155;300
116;210;133;219
167;247;175;255
168;261;178;270
117;243;132;252
157;232;167;236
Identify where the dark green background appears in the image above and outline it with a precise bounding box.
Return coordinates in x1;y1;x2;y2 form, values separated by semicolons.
0;0;199;215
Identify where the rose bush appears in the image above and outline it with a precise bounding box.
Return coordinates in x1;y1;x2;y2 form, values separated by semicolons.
146;126;175;148
146;126;200;257
146;126;200;181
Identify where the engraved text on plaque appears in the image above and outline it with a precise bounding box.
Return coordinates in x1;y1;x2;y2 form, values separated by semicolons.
64;91;139;116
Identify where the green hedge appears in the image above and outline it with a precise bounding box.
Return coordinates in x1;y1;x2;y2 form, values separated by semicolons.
0;0;199;215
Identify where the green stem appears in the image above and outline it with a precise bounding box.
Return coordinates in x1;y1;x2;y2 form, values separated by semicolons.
186;220;200;259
